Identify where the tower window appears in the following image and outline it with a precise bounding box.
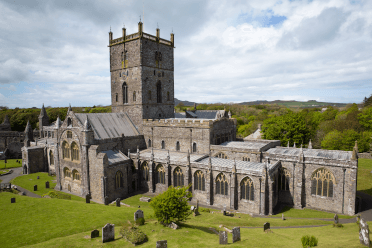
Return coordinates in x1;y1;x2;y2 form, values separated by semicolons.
116;93;118;102
167;92;170;101
176;141;180;151
156;81;162;103
148;90;152;100
162;71;164;77
154;70;155;75
123;82;128;104
121;52;124;61
161;140;165;149
193;143;197;153
133;91;136;101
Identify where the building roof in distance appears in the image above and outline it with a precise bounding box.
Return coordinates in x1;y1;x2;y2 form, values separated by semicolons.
265;147;352;161
102;150;129;165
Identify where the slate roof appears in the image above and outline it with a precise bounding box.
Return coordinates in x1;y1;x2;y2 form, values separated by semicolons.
174;112;186;118
194;110;225;119
219;141;273;150
137;149;206;162
265;147;352;161
102;150;129;165
75;113;139;140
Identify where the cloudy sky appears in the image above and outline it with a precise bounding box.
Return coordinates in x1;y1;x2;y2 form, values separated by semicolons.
0;0;371;108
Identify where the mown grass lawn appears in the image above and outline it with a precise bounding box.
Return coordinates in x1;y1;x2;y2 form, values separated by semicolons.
11;172;85;202
357;158;372;196
0;159;22;169
0;193;338;248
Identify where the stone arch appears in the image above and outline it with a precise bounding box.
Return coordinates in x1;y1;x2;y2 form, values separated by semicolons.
311;168;336;197
63;167;71;178
240;176;254;201
72;169;81;181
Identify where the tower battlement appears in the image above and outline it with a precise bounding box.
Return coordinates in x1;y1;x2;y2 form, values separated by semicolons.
108;22;174;47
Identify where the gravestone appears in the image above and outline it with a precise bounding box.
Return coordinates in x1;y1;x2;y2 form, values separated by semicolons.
282;214;285;220
104;196;109;205
169;222;179;230
116;198;121;207
134;209;144;221
219;231;228;245
11;198;15;203
85;194;90;203
191;206;195;211
34;185;37;191
156;240;167;248
37;176;40;179
91;229;99;239
140;197;151;202
264;222;270;232
102;223;115;243
222;206;226;216
45;181;50;189
359;218;370;247
232;227;240;243
334;214;339;224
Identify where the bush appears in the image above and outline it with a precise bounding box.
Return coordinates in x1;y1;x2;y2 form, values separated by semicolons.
135;217;145;226
120;223;147;245
43;191;71;200
301;235;318;247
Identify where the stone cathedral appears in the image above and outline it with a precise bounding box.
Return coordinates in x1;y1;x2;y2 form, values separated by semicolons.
22;22;358;216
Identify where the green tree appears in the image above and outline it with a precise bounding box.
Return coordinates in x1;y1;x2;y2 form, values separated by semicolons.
321;129;371;152
358;107;372;130
150;185;192;224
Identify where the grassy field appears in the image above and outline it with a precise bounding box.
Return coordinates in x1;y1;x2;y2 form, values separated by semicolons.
0;159;22;169
357;158;372;196
0;192;364;248
11;172;86;202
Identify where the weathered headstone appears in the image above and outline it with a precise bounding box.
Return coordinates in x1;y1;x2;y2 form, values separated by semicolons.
232;227;240;243
219;231;228;245
37;176;40;179
222;206;226;216
33;185;37;191
334;214;339;224
104;196;109;205
91;229;99;239
169;222;179;229
359;218;370;247
156;240;167;248
45;181;50;189
102;223;115;243
85;194;90;203
11;198;15;203
134;209;144;221
282;213;285;220
264;222;270;232
191;206;195;211
140;196;151;202
116;198;121;207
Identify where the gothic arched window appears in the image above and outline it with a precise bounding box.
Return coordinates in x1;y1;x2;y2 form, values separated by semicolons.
192;143;197;153
161;140;165;149
240;177;254;201
133;91;136;101
115;170;123;189
173;167;184;187
156;165;165;184
242;157;250;162
63;167;71;178
116;93;118;102
123;82;128;104
176;141;180;151
311;168;335;197
142;162;149;181
148;139;152;148
216;173;228;195
278;167;290;191
62;141;70;159
71;142;79;162
167;91;170;101
156;81;162;103
215;152;228;159
72;169;81;181
49;150;54;165
194;170;205;191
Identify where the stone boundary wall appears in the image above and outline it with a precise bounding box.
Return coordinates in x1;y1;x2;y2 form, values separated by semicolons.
359;153;372;159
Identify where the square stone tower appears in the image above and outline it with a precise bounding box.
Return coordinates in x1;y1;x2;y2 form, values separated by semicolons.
109;22;175;132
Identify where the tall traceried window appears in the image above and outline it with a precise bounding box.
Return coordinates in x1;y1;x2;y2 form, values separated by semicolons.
63;167;71;178
176;141;180;151
156;81;162;103
72;169;81;181
142;162;149;181
240;177;254;201
62;141;70;159
115;171;123;189
278;167;290;191
173;167;184;187
194;170;205;191
49;150;54;165
123;82;128;104
193;143;197;153
71;142;79;162
161;140;165;149
215;153;228;159
311;168;335;197
156;165;165;184
216;173;228;196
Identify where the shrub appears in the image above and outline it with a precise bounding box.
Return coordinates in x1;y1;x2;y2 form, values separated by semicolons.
43;191;71;200
120;223;147;245
301;235;318;247
135;217;145;226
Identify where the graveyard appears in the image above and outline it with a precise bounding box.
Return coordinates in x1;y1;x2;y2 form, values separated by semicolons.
1;159;372;247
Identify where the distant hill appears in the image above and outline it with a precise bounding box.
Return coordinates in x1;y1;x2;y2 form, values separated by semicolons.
239;100;348;108
174;98;196;106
